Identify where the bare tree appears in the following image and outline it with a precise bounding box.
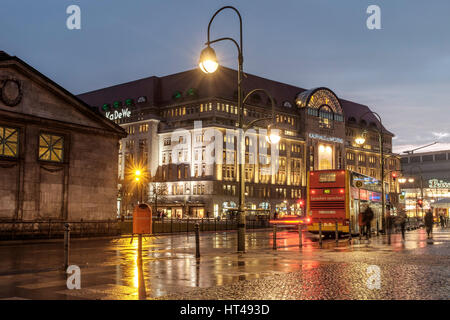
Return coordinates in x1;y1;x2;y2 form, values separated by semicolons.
149;182;168;216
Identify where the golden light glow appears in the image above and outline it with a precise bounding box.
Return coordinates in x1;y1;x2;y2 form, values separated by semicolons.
355;136;366;145
266;127;281;144
408;178;415;183
124;156;149;188
199;46;219;74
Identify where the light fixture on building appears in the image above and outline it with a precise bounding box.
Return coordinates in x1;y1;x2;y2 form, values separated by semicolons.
199;46;219;74
319;145;325;153
398;178;407;183
408;178;415;183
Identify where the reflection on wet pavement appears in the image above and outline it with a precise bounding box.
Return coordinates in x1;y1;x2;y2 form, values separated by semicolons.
0;227;449;300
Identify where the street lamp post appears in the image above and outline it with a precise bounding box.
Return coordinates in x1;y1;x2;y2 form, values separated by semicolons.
199;6;279;252
354;111;387;234
135;169;142;203
410;166;424;219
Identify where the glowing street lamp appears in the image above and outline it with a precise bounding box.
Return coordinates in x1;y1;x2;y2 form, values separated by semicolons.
355;135;366;146
198;46;219;74
199;6;280;253
398;178;407;184
354;112;388;236
266;125;281;144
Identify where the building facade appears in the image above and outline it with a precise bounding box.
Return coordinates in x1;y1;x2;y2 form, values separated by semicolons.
400;149;450;219
0;51;126;236
78;67;399;218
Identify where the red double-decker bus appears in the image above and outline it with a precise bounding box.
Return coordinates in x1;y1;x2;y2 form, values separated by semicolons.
306;169;382;236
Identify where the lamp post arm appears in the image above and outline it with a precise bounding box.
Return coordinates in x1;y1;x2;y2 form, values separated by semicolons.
207;6;243;59
206;37;242;57
241;88;276;132
244;117;273;133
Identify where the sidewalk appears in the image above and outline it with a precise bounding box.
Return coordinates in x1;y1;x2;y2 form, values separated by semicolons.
0;227;448;300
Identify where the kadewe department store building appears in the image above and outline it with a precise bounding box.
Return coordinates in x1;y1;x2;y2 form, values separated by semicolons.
79;67;399;219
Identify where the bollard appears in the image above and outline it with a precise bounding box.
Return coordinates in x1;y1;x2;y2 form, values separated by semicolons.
195;223;200;259
318;221;323;248
348;219;352;242
64;223;70;271
137;234;146;299
387;219;391;244
335;220;339;244
273;224;277;250
298;223;303;248
359;224;362;240
376;220;379;236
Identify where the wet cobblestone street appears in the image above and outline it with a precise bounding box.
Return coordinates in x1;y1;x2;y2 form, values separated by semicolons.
0;227;448;300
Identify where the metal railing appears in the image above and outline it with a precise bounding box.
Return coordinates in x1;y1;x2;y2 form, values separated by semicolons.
0;219;120;241
120;216;271;235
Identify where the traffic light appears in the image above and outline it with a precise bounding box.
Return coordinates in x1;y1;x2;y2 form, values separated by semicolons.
417;199;423;208
391;172;397;182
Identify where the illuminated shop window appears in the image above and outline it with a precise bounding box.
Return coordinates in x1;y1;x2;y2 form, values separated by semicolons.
0;126;19;158
318;144;333;170
39;133;64;162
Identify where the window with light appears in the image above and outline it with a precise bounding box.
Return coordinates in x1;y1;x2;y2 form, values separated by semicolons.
0;126;19;158
39;133;64;162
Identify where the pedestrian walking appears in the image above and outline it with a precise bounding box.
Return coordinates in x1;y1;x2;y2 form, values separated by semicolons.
424;209;434;239
440;214;445;228
362;205;374;240
397;208;407;241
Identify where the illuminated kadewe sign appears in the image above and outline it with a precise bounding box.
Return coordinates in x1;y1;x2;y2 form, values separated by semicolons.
105;108;131;121
428;179;450;189
308;133;344;144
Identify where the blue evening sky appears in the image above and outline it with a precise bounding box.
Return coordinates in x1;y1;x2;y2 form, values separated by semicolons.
1;0;449;153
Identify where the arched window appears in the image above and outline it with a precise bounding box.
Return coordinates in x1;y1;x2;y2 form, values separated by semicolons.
318;105;334;129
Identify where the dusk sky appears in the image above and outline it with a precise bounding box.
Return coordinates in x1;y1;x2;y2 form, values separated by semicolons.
1;0;449;153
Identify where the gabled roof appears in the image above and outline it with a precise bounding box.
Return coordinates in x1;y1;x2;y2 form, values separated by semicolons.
0;51;126;137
